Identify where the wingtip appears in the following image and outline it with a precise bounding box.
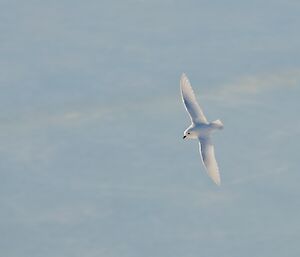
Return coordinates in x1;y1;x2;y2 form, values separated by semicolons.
180;73;187;91
180;73;189;88
181;73;187;80
211;173;221;186
210;177;221;186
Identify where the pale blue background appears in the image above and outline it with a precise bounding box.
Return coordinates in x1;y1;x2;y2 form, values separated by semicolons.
1;0;300;256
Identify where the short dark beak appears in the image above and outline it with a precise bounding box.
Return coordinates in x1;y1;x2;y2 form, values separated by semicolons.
183;135;186;139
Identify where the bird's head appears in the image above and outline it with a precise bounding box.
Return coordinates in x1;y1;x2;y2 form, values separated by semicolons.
183;127;197;140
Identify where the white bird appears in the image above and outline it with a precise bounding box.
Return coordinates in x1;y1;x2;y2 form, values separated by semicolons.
180;73;223;185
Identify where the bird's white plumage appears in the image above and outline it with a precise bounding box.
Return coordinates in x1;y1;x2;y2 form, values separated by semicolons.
180;73;208;124
180;73;223;185
199;137;221;186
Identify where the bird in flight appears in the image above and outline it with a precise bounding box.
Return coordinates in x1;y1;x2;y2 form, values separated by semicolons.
180;73;223;185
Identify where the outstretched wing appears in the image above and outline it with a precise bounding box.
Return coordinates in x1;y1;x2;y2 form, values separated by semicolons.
199;136;221;185
180;73;208;124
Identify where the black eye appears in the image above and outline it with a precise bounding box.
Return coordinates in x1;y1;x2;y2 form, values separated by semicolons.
188;132;190;134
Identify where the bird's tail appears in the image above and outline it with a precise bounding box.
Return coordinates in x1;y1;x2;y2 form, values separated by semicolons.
211;119;224;130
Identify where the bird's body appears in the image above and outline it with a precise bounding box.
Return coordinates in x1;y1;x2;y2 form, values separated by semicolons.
180;73;223;185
